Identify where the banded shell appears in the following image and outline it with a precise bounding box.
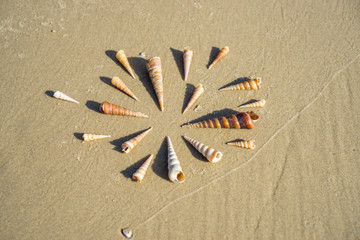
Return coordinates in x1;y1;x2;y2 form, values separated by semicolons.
167;136;185;183
116;50;136;79
121;228;133;239
182;111;259;129
132;154;153;182
111;76;139;101
208;46;229;69
183;48;193;81
183;136;223;163
239;99;266;108
183;84;204;114
82;134;111;141
53;91;79;104
226;140;255;149
220;78;261;91
146;57;164;111
99;101;148;118
121;127;152;153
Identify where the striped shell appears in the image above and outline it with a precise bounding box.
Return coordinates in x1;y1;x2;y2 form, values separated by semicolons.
239;99;266;108
183;83;204;114
208;46;229;69
99;101;148;118
146;57;164;111
183;136;223;163
116;50;136;79
132;154;153;182
111;77;139;101
121;127;152;153
167;136;185;183
82;134;111;141
183;48;193;81
226;140;255;149
182;111;259;129
220;78;261;91
53;91;79;104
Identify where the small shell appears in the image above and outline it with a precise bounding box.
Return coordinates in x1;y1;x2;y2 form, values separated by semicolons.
82;134;111;141
121;228;133;239
99;101;148;118
132;154;153;182
116;50;136;79
111;76;139;101
183;84;204;114
53;91;79;104
146;57;164;111
208;46;229;69
167;136;185;183
239;99;266;108
220;78;261;91
183;48;193;81
226;140;255;149
183;136;223;163
121;127;152;153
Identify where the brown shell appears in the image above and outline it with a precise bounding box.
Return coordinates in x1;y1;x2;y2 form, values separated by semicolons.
132;154;153;182
226;140;255;149
111;76;139;101
116;50;136;79
239;99;266;108
220;78;261;91
121;127;152;153
99;101;148;118
182;111;259;129
146;57;164;111
208;46;229;69
183;83;204;114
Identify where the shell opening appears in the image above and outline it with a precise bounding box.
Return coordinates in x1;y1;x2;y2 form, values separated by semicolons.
176;172;185;183
249;112;259;122
121;146;130;153
211;151;223;163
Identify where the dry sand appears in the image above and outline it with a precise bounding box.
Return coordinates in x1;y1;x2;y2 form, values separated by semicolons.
1;0;360;239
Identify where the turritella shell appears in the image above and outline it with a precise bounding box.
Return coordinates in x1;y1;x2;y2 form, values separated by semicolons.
146;57;164;111
167;136;185;183
239;99;266;108
99;101;148;118
183;48;193;81
226;140;255;149
208;46;229;69
111;76;139;101
82;134;111;141
183;136;223;163
132;154;153;183
182;111;259;129
220;78;261;91
116;50;136;79
183;83;204;114
121;127;152;153
53;91;79;104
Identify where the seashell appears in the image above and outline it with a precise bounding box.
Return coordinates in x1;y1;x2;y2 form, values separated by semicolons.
183;48;193;81
121;127;152;153
220;78;261;91
226;140;255;149
183;136;223;163
239;99;266;108
116;50;136;79
99;101;148;118
208;46;229;69
53;91;79;104
121;228;133;239
82;134;111;142
183;84;204;114
132;154;153;182
146;57;164;111
111;76;139;101
182;111;259;129
167;136;185;183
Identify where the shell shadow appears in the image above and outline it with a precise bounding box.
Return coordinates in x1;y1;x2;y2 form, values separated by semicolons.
219;77;251;90
85;100;101;113
152;138;171;181
207;46;220;68
121;155;152;179
170;47;184;80
109;128;149;153
99;76;113;88
45;90;55;98
74;133;84;141
181;136;208;162
105;50;128;74
182;83;195;113
226;138;246;144
238;99;259;107
181;108;239;127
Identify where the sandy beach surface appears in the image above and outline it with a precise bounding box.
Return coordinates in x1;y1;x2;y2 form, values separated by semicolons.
1;0;359;239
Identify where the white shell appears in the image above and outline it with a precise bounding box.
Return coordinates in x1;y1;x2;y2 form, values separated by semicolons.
121;228;133;239
82;134;111;142
183;136;223;163
53;91;79;104
167;136;185;183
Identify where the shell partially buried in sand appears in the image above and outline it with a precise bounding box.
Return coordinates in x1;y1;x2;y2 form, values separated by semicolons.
220;78;261;91
183;48;193;81
116;50;136;79
146;56;164;111
111;76;139;101
53;91;79;104
121;127;152;153
121;228;133;239
183;136;223;163
183;83;204;114
167;136;185;183
82;134;111;141
99;101;148;118
226;140;255;149
208;46;229;69
239;99;266;108
132;154;153;183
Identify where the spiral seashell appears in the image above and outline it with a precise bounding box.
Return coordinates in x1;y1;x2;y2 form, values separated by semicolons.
226;140;255;149
99;101;148;118
132;154;153;183
116;50;136;79
208;46;229;69
220;78;261;91
167;136;185;183
111;76;139;101
53;91;79;104
82;134;111;142
121;127;152;153
239;99;266;108
182;111;259;129
146;57;164;111
121;228;133;239
183;84;204;114
183;48;193;81
183;136;223;163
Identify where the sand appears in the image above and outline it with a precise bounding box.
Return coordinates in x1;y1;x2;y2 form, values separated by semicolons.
1;0;360;239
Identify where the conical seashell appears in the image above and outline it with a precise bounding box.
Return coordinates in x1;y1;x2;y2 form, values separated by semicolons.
220;78;261;91
183;84;204;114
82;134;111;142
167;136;185;183
239;99;266;108
183;136;223;163
99;101;148;118
226;140;255;149
53;91;79;104
146;57;164;111
116;50;136;79
132;154;153;182
121;127;152;153
208;46;229;69
121;228;133;239
183;48;193;81
111;76;139;101
182;111;259;129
